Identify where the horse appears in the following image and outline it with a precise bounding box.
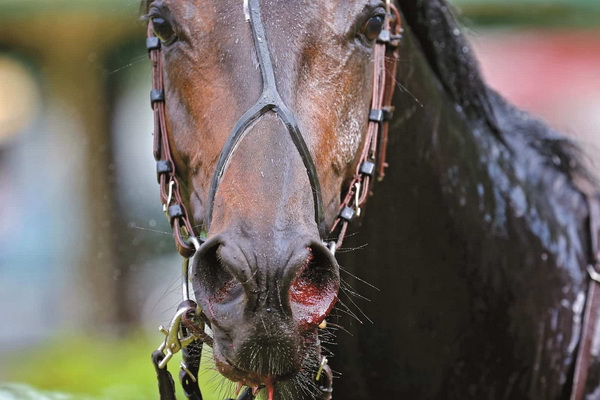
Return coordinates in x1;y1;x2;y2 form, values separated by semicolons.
141;0;600;399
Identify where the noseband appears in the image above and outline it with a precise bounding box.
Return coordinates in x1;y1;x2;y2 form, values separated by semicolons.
147;1;402;399
207;0;324;234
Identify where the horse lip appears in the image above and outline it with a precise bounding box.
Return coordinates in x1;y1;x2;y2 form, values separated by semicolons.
216;356;278;387
215;347;304;386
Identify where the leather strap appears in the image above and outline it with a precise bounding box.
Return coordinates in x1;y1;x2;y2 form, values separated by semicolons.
152;350;178;400
148;30;201;259
179;341;204;400
328;5;402;251
570;194;600;400
377;4;402;180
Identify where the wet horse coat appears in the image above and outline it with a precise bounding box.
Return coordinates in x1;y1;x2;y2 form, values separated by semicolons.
333;1;600;399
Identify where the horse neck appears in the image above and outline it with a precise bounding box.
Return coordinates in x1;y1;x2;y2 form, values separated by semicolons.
333;12;595;400
381;20;591;283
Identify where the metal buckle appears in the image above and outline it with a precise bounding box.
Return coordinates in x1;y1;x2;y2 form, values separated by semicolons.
354;182;362;217
339;206;356;223
189;236;202;251
180;360;197;383
156;306;198;369
588;264;600;283
163;180;175;212
146;37;161;53
181;258;192;301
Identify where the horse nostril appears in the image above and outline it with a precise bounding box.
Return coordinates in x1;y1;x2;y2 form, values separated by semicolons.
289;243;339;326
195;239;244;305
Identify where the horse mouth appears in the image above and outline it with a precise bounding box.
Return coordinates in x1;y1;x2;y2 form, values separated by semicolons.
214;354;299;390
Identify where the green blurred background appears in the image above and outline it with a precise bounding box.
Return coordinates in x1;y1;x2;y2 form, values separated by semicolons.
0;1;598;399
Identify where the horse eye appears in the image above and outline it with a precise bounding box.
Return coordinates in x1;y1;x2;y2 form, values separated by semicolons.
362;15;385;41
151;16;176;44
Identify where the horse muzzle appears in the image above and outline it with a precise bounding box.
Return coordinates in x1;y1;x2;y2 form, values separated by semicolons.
191;232;339;383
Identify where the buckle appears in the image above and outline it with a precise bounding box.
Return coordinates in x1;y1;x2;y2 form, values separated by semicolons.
146;37;161;52
588;264;600;283
168;204;185;220
339;206;356;223
155;303;199;369
369;109;384;123
156;160;173;183
360;161;376;177
151;89;165;105
377;29;401;47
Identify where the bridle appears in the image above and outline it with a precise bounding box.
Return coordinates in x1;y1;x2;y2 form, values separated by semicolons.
147;1;402;399
145;1;600;399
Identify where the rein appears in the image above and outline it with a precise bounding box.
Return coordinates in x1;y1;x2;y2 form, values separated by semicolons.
146;1;401;399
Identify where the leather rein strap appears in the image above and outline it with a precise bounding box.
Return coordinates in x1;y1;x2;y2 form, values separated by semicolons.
146;2;401;399
571;194;600;400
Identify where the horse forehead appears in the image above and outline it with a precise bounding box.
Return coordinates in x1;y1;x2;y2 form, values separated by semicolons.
211;0;360;22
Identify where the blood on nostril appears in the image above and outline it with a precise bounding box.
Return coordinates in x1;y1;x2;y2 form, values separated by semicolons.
289;247;338;325
289;273;322;306
290;248;318;306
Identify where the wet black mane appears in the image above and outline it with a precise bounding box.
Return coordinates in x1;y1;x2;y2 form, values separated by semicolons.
398;0;595;186
399;0;494;131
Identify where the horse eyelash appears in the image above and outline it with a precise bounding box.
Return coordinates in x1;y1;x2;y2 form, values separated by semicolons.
139;0;150;19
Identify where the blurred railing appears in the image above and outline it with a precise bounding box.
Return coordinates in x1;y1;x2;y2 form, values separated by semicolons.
3;0;600;25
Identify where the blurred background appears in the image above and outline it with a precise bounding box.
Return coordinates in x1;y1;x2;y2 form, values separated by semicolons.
0;0;598;399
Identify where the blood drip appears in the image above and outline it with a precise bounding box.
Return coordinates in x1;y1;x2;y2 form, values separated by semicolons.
267;383;275;400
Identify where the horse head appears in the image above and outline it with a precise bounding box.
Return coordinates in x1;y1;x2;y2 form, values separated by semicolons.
142;0;400;395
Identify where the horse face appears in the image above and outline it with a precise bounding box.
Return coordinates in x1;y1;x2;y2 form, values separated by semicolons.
144;0;384;390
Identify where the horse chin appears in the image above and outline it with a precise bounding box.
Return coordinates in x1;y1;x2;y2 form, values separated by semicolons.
214;358;271;388
214;357;296;389
212;328;321;391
